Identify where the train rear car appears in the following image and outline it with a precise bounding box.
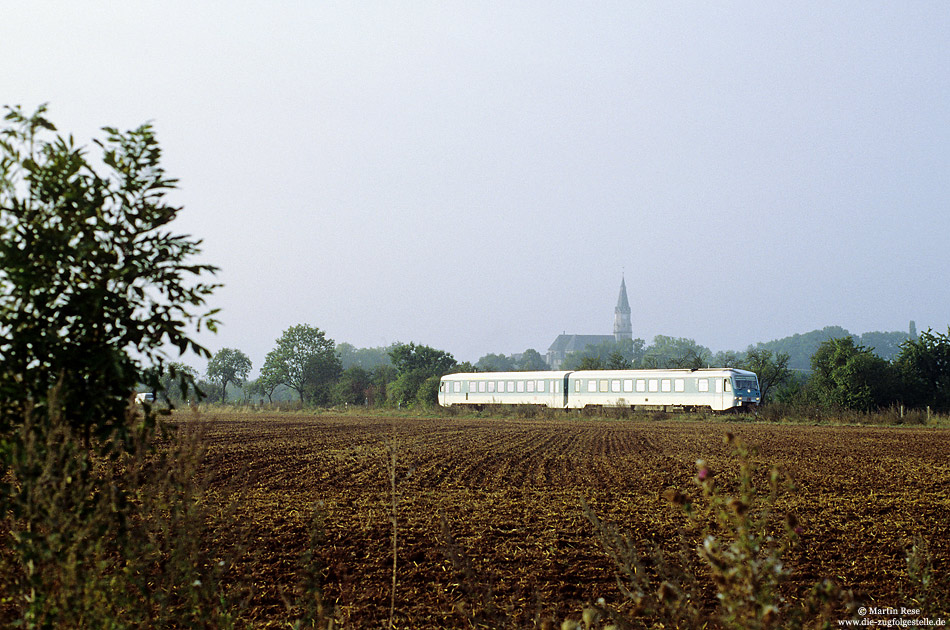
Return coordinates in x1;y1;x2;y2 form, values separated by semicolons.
439;371;570;408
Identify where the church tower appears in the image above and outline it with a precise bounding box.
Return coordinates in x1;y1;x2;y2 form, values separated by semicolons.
614;277;632;341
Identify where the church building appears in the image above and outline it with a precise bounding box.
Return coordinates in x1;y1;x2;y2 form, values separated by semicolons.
545;278;633;369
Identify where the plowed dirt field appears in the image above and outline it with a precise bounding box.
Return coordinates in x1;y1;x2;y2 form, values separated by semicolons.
191;411;950;628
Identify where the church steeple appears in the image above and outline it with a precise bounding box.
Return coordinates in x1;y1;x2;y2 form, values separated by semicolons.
614;276;632;341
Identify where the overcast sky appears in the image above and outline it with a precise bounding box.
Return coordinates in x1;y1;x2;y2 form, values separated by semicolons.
4;2;949;371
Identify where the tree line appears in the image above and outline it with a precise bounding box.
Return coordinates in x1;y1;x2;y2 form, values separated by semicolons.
193;326;950;414
750;324;913;370
186;327;458;407
783;329;950;413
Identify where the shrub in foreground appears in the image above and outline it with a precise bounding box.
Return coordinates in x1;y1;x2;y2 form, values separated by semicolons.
0;399;239;628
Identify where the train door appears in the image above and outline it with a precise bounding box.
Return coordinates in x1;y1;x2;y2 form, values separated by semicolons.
714;377;732;411
714;377;730;411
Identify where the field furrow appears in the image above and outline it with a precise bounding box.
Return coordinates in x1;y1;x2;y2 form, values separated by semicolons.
190;411;950;628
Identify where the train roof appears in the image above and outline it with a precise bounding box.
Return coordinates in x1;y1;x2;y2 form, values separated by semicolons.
566;368;757;376
443;371;570;380
442;368;756;380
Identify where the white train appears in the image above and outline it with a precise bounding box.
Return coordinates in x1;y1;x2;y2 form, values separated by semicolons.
439;368;760;412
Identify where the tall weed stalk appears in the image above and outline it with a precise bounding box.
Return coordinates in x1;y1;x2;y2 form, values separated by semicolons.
903;536;950;618
584;433;857;630
385;435;399;629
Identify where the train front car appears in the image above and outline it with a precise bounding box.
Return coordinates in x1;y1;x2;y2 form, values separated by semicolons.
728;369;761;410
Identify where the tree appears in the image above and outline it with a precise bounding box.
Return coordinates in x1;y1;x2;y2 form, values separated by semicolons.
415;375;444;407
474;350;548;372
856;331;910;362
740;348;792;404
157;362;199;404
389;342;456;375
453;361;477;374
0;104;218;444
262;325;342;405
475;353;515;372
577;355;605;370
367;365;397;407
894;328;950;412
388;342;456;406
206;348;251;403
336;342;395;370
754;326;853;371
809;337;896;411
253;367;283;404
564;338;646;370
712;350;743;368
606;351;632;369
334;366;371;406
643;336;711;369
516;349;549;371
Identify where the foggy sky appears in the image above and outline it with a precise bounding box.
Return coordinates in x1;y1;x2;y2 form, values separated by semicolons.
4;2;949;373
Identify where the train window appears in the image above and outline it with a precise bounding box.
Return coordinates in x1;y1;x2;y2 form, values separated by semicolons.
698;379;709;392
488;381;496;393
454;382;461;393
479;381;486;393
517;381;525;393
575;380;581;393
674;379;685;392
599;380;608;392
611;380;621;393
624;379;633;392
469;381;477;392
715;379;723;393
648;380;658;392
588;380;597;393
537;380;545;392
527;380;535;393
724;380;731;392
661;379;671;392
507;381;515;393
636;380;646;392
439;382;445;392
554;380;559;393
735;378;757;391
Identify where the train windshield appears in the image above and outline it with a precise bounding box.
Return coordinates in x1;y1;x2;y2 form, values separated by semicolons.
734;377;758;392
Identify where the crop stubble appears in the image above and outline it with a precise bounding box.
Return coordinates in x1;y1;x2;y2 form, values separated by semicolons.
191;412;950;627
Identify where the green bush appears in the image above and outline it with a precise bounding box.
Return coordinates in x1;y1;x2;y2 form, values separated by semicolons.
0;104;218;446
415;374;442;407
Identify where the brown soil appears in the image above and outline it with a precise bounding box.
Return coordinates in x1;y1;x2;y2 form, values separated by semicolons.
190;411;950;628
